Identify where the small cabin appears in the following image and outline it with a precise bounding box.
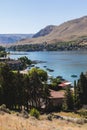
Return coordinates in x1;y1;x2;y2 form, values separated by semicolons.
49;90;65;108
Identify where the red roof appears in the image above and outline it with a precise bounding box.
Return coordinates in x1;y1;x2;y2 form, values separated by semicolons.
50;89;65;99
59;81;71;87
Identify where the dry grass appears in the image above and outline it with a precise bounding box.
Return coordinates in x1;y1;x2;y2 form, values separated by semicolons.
0;113;87;130
57;111;81;118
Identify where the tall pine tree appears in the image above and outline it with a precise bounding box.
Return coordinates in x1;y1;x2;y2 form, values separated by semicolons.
63;86;74;111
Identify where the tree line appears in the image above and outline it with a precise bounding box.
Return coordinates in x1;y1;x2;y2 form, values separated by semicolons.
0;64;50;111
63;72;87;111
74;72;87;108
8;42;87;52
0;63;87;112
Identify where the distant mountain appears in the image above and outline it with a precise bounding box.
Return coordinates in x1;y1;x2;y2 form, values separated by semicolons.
0;34;33;44
33;25;56;38
17;16;87;45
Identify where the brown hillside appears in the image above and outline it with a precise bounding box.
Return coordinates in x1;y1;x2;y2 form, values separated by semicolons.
32;25;56;38
17;16;87;45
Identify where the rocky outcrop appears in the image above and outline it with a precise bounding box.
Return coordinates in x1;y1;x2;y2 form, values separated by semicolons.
16;110;29;119
0;104;11;114
47;114;87;124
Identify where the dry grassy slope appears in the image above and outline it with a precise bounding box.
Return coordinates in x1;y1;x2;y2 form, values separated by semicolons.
0;113;87;130
17;16;87;45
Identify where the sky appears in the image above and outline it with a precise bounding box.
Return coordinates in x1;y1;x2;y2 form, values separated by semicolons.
0;0;87;34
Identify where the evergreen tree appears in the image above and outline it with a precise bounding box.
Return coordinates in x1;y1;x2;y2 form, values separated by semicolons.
23;74;31;111
77;73;87;105
74;80;77;108
13;71;24;110
0;85;3;105
74;80;81;109
0;65;50;111
63;86;74;111
74;72;87;109
0;64;14;109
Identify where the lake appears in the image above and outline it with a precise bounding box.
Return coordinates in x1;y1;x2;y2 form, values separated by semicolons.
9;50;87;84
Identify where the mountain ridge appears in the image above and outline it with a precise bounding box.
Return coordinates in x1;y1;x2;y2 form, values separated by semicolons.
17;16;87;45
0;34;33;44
33;25;56;38
0;16;87;46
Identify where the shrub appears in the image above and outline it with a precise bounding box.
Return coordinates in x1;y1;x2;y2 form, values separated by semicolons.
30;108;40;119
78;109;87;118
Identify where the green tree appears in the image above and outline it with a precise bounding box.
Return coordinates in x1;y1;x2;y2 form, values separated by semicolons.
50;77;61;90
73;80;81;109
29;68;43;108
18;56;31;68
13;71;24;110
74;72;87;108
0;51;7;57
0;46;5;51
28;68;49;109
0;64;14;109
79;72;87;105
37;69;48;82
0;85;3;105
23;74;31;111
63;86;74;111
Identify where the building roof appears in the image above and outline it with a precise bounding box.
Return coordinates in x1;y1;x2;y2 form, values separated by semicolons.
50;89;65;99
7;60;21;64
59;81;72;87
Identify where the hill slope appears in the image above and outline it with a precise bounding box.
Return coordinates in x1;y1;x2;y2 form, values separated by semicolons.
33;25;55;38
0;113;87;130
18;16;87;45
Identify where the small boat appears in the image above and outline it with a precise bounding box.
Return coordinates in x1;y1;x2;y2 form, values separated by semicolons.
35;66;40;69
71;74;77;78
30;64;35;67
46;68;54;72
43;66;47;68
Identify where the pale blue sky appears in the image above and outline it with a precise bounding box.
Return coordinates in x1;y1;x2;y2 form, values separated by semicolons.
0;0;87;34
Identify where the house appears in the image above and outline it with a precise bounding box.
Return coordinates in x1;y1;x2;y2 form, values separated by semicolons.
49;89;65;109
7;60;23;70
0;57;9;62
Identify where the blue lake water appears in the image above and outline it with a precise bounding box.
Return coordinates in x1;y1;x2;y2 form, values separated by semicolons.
9;51;87;84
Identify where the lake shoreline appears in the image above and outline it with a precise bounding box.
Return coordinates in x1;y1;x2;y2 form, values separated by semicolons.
9;50;87;84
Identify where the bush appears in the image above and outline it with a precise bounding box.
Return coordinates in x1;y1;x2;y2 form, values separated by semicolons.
30;108;40;119
78;109;87;118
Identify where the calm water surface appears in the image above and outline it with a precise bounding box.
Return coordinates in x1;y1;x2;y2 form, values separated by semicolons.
9;51;87;84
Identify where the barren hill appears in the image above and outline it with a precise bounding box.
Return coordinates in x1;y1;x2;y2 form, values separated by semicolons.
18;16;87;45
